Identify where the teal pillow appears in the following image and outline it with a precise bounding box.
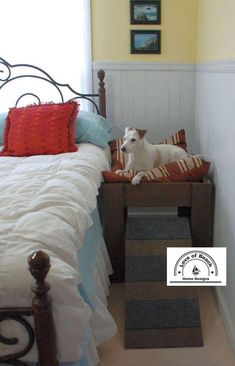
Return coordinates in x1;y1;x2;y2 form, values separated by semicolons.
75;111;112;147
0;112;7;144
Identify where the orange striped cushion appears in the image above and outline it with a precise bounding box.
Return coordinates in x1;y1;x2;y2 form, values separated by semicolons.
102;156;210;183
159;129;187;149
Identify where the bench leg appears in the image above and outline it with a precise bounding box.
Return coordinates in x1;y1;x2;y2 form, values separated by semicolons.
191;183;214;247
101;184;125;282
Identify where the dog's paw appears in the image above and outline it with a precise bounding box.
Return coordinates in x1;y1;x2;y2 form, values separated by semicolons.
115;169;124;175
131;176;141;185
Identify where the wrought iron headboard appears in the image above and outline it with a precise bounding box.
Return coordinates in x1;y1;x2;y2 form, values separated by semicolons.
0;58;106;116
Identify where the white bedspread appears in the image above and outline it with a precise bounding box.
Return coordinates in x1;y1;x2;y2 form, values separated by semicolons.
0;143;114;362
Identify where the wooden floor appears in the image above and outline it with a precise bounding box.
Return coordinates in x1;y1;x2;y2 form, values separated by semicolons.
98;284;235;366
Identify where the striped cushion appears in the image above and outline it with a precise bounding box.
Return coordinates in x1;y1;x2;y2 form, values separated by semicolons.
109;137;129;171
159;129;187;149
103;130;210;183
102;156;210;183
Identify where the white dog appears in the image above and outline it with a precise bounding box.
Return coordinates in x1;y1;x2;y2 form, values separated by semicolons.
119;127;188;185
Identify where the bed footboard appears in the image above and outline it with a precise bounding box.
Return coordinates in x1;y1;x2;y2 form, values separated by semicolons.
0;251;58;366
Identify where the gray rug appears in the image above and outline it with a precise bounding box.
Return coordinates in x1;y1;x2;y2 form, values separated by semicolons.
126;217;191;240
126;255;166;282
125;298;201;330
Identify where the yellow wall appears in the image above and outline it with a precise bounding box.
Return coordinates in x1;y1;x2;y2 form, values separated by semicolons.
197;0;235;62
91;0;198;63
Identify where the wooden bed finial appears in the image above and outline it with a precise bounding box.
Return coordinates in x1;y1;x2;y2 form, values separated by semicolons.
97;69;106;118
97;69;105;82
28;251;58;366
28;250;50;285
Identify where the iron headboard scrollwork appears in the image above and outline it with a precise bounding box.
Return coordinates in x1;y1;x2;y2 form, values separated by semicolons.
0;308;34;366
0;58;106;116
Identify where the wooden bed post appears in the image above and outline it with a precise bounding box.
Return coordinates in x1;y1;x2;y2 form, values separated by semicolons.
97;69;106;118
28;251;58;366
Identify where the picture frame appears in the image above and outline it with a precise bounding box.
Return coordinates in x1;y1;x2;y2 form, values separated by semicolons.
130;0;161;25
131;30;161;54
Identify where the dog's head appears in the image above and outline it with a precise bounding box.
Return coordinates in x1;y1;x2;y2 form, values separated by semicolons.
120;127;147;153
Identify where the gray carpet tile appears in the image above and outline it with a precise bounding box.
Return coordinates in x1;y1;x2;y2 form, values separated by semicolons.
126;256;166;282
125;298;201;330
125;216;191;240
125;327;203;348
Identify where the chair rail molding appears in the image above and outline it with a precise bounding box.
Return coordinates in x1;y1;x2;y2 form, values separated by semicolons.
93;61;195;72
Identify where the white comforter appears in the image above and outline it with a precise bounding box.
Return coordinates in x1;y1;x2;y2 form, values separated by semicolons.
0;143;113;362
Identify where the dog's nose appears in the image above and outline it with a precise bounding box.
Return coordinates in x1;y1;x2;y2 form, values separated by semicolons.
121;146;126;152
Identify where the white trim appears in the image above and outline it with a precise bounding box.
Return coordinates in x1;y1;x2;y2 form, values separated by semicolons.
196;59;235;73
215;287;235;354
93;59;235;73
92;61;195;72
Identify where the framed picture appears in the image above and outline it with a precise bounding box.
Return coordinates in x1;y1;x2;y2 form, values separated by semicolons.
131;30;161;54
130;0;161;25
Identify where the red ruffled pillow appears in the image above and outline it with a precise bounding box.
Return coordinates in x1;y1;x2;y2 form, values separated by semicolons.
0;101;79;157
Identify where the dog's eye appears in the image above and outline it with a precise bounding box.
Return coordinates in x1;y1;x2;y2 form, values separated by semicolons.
131;138;136;142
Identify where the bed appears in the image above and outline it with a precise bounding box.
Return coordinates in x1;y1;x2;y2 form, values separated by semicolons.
0;58;116;366
0;57;215;364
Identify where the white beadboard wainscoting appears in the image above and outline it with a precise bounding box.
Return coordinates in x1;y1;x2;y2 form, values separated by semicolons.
93;62;196;152
195;60;235;353
93;60;235;352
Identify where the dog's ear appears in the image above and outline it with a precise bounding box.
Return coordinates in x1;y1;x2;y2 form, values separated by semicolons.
136;129;147;139
125;127;133;134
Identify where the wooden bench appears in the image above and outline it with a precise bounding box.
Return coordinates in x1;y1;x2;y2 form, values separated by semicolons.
100;180;214;282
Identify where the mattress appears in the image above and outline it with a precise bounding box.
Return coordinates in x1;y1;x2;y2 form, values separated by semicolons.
0;143;115;363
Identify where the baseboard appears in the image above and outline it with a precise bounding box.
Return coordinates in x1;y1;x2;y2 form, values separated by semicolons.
215;287;235;354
